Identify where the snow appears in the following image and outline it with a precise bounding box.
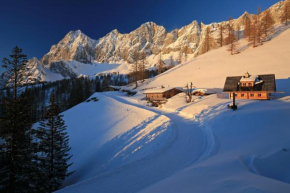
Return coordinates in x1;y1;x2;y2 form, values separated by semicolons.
61;92;174;186
143;87;182;94
57;27;290;193
139;26;290;90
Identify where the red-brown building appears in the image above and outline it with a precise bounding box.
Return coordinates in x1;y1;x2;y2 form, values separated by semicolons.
223;72;276;100
144;87;183;102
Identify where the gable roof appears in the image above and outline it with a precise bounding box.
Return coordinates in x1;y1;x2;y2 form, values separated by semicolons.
223;74;276;92
143;87;183;94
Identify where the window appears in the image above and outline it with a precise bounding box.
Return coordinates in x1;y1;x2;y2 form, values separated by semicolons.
243;83;246;86
241;94;245;97
258;94;262;97
250;94;254;97
248;83;252;86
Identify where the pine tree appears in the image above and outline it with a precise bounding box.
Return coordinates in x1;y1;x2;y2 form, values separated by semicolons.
0;47;38;193
2;46;28;100
0;92;36;192
37;90;73;192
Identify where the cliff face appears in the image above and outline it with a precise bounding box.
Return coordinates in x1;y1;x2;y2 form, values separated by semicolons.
2;0;288;86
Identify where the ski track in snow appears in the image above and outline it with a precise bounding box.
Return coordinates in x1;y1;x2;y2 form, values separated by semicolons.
57;92;219;193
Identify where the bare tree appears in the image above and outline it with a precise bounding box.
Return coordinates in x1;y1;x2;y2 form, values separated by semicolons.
202;26;214;53
183;45;189;62
178;49;183;64
281;0;290;25
262;9;274;37
217;22;224;47
138;51;148;81
227;16;239;55
244;17;252;41
169;55;175;68
131;49;140;88
225;16;233;45
157;51;164;75
185;82;195;103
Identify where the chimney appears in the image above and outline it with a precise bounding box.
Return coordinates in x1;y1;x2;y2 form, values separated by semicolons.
245;71;250;78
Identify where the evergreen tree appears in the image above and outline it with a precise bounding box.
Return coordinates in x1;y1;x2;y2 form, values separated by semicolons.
2;46;28;100
0;92;36;192
37;90;73;192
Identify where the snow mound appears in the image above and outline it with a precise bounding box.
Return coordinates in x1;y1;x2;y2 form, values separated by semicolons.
62;92;174;186
240;149;290;184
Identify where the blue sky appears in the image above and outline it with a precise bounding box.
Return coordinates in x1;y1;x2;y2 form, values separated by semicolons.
0;0;281;73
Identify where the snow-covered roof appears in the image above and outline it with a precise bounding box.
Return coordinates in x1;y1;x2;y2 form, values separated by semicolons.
240;75;257;82
143;87;183;94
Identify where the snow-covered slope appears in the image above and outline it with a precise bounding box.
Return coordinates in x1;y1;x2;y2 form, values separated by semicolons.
57;19;290;193
141;26;290;91
61;93;174;186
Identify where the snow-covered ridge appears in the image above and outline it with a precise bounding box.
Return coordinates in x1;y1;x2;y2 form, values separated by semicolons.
1;0;289;86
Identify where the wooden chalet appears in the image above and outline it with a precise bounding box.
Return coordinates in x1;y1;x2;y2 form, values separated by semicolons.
102;85;121;92
143;87;183;102
223;72;276;100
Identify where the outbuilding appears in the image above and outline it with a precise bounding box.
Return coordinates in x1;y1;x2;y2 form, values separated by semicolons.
143;87;183;102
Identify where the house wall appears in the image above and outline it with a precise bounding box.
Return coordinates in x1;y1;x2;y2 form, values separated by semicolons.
146;93;164;100
229;92;269;100
240;81;255;87
146;89;182;101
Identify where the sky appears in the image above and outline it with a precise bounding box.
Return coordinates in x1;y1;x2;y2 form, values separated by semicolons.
0;0;281;73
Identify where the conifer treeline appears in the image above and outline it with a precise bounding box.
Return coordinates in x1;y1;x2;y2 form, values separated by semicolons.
0;47;74;192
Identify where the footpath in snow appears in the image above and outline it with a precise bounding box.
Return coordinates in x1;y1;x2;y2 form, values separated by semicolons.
58;92;218;193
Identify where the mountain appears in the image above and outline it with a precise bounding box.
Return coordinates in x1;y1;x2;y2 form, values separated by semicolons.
57;25;290;193
1;0;289;86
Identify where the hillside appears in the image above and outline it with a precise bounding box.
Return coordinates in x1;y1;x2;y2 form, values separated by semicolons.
140;26;290;92
56;23;290;192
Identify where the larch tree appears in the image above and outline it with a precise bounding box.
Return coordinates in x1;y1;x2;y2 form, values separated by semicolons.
37;90;73;192
281;0;290;25
226;16;239;55
244;17;252;41
169;55;175;68
138;51;148;81
131;49;140;88
157;51;164;75
262;9;275;37
202;26;213;53
217;22;224;47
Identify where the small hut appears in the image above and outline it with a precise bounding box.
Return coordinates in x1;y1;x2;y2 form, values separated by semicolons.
143;87;183;102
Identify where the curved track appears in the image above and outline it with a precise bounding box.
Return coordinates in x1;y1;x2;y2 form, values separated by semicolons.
58;93;219;193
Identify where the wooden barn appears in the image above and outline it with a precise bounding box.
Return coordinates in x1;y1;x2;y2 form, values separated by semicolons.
143;87;183;102
223;72;276;100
